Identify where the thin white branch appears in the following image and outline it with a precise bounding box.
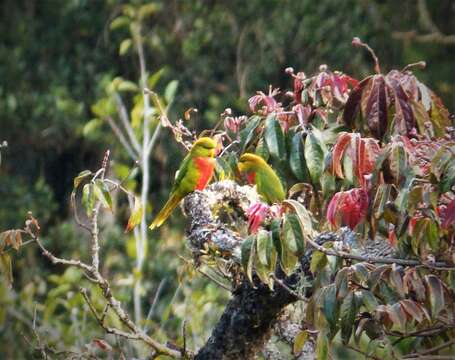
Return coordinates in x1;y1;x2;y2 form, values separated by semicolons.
135;22;151;324
105;116;138;159
114;93;142;154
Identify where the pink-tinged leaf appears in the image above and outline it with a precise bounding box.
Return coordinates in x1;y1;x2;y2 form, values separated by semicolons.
390;265;405;298
246;202;270;234
388;76;415;135
248;88;281;114
441;198;455;229
332;132;353;178
343;77;372;128
403;268;426;302
388;303;407;331
425;275;445;318
293;104;312;127
400;299;424;323
387;70;419;101
365;75;388;139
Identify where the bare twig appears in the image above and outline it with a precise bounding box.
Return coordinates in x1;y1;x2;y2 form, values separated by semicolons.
34;234;92;273
144;278;167;332
197;268;232;292
270;273;307;302
403;339;455;359
352;37;381;74
345;344;382;360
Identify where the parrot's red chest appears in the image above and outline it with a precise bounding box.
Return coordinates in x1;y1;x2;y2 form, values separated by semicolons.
246;171;256;184
194;157;215;190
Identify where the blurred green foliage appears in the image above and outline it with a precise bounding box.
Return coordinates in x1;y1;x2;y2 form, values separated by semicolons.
0;0;453;358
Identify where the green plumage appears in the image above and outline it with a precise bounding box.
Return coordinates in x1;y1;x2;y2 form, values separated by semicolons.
149;137;216;229
238;153;286;204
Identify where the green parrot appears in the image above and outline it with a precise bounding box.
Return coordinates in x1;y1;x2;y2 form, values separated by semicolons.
238;153;286;204
149;137;217;229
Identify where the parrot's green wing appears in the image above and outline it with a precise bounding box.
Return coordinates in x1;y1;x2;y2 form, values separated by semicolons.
171;153;192;193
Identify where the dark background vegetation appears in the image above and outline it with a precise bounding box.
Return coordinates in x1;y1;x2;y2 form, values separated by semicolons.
0;0;453;358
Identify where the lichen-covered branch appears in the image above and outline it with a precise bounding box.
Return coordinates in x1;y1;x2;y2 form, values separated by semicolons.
182;181;411;359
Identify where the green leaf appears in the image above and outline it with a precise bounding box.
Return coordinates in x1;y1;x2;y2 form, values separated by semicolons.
283;213;305;257
110;16;130;30
164;80;179;104
256;230;272;267
441;162;455;193
304;132;324;184
94;180;113;211
310;250;327;274
0;253;13;288
360;290;379;312
293;330;309;355
264;113;286;161
241;236;255;284
240;116;261;152
389;142;407;185
117;80;139;92
138;3;159;19
126;196;143;232
282;199;314;238
280;234;298;275
335;267;350;299
74;170;92;189
340;291;357;344
83;118;103;138
82;184;95;217
322;284;338;333
255;260;272;289
270;219;282;260
147;68;165;90
290;132;308;181
255;137;270;161
316;330;329;360
119;38;132;55
425;275;444;318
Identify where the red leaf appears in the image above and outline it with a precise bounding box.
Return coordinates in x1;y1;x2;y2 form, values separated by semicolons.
294;75;305;103
365;75;388;139
388;76;416;135
343;77;371;128
388;227;397;248
327;188;369;230
327;192;342;227
441;198;455;229
358;138;380;188
332;132;353;178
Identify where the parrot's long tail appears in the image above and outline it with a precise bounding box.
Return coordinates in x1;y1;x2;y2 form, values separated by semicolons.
149;193;182;230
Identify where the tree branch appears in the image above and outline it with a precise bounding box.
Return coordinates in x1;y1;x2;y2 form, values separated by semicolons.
104;115;138;159
114;92;142;154
392;0;455;46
